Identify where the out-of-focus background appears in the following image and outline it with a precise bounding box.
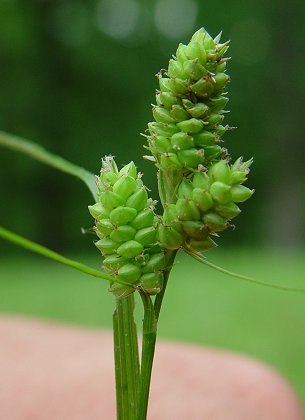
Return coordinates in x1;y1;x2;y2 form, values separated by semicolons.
0;0;305;404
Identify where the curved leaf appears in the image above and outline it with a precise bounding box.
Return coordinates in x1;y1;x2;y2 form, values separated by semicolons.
0;226;134;288
0;131;98;200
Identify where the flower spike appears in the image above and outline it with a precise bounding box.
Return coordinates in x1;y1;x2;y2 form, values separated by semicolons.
144;27;254;253
89;157;165;296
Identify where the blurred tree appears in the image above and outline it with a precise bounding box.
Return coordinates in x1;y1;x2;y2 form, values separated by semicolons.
262;0;305;247
0;0;304;252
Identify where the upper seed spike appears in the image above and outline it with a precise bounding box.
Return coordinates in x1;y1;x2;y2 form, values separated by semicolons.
142;28;253;254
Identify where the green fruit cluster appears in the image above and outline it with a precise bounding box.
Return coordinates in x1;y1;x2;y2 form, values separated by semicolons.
146;28;230;170
143;27;253;253
88;157;165;297
158;158;253;251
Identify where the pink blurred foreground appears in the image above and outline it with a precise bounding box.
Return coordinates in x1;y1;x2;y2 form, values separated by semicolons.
0;316;303;420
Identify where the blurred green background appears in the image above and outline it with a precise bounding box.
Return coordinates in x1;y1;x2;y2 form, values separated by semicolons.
1;0;305;405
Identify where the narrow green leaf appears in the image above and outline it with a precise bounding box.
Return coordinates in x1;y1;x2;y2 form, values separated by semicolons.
0;226;134;287
186;249;305;294
154;249;177;319
0;131;98;200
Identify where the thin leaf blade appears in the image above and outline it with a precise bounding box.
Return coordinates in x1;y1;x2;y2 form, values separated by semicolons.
186;249;305;294
0;226;134;288
0;131;98;200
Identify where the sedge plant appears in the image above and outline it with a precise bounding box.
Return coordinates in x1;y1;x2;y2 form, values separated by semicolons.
1;27;305;420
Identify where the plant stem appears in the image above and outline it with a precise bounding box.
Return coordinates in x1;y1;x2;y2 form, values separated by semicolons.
138;293;157;420
154;250;177;319
113;295;140;419
137;250;177;420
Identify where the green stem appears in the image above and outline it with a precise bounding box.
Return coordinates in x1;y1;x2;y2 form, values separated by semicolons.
154;250;177;319
0;131;97;200
113;307;124;420
138;293;157;420
113;295;140;419
137;250;177;420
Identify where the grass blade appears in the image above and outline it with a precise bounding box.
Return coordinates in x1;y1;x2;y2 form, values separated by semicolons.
0;226;134;287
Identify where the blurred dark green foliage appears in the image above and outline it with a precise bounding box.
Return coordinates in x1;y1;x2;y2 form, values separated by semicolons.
0;0;304;252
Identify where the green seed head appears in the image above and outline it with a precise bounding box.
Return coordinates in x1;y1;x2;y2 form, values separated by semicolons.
145;28;235;175
89;157;165;295
145;29;254;255
89;29;255;282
